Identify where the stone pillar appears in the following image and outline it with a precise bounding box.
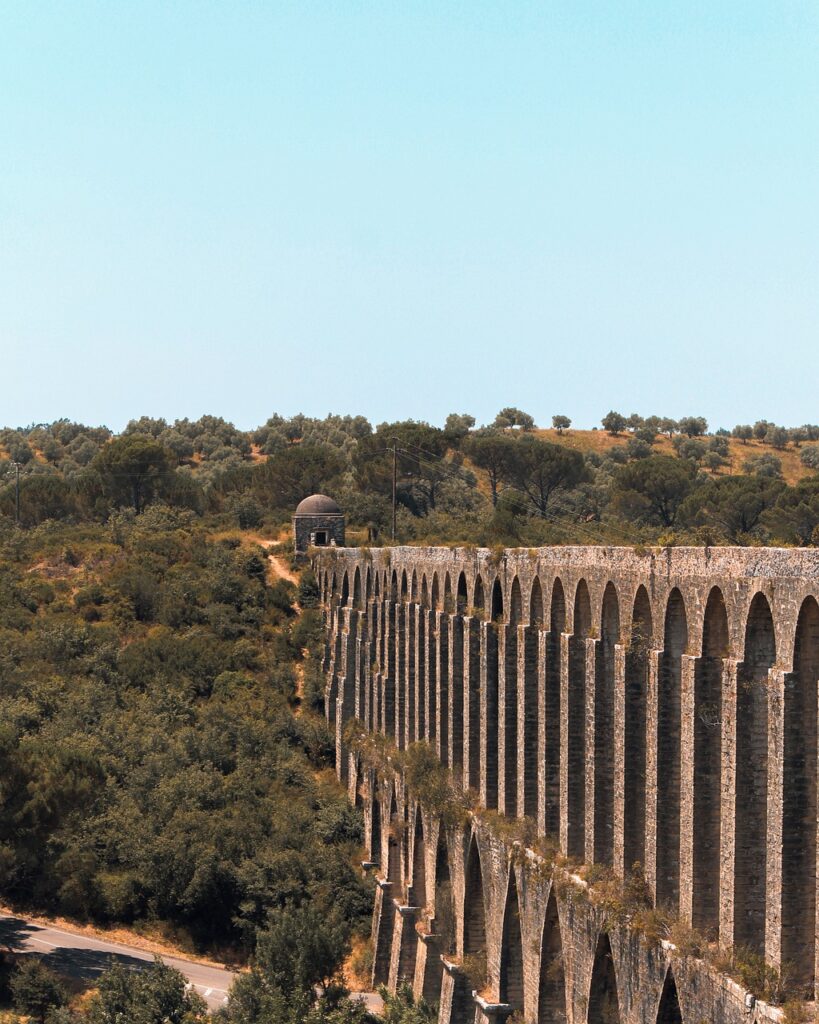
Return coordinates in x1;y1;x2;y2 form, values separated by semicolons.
425;608;436;743
644;649;662;902
537;628;549;837
517;624;539;821
498;624;518;817
372;879;396;987
559;632;571;857
679;653;698;924
584;636;600;867
389;904;420;991
405;603;416;747
464;617;480;794
719;658;741;948
439;959;468;1024
437;611;451;764
414;931;444;1005
396;603;406;748
481;621;499;811
612;643;627;878
765;666;787;968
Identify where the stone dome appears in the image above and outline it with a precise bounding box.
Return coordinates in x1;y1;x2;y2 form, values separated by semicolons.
294;494;342;516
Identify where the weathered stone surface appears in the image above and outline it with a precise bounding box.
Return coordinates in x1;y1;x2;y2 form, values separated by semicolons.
321;545;819;1022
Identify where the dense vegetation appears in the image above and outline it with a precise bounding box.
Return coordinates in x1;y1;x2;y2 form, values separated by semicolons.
2;409;819;546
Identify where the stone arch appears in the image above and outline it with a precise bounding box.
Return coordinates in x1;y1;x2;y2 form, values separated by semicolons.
595;582;619;865
693;586;728;935
567;580;591;858
491;577;505;622
545;579;566;835
499;868;524;1011
431;573;440;611
391;569;399;600
734;591;775;953
434;828;455;956
371;793;382;867
473;575;485;615
656;967;683;1023
485;578;500;807
657;588;687;909
537;891;567;1024
341;570;350;605
624;585;651;873
781;595;819;987
587;933;621;1024
530;577;544;627
421;574;429;608
456;572;468;615
463;836;487;959
353;566;362;607
411;570;418;601
365;566;372;602
374;570;380;598
411;808;427;909
401;569;408;600
387;790;401;885
510;578;523;625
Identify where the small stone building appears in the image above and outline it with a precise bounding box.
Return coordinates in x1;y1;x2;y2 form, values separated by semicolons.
293;494;345;555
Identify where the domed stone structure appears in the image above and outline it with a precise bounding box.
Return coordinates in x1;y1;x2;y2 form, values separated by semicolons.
292;493;345;555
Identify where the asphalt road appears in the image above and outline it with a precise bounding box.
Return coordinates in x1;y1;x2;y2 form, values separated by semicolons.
0;913;384;1015
0;914;235;1011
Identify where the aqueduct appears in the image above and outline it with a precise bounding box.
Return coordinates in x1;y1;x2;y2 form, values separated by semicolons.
316;545;819;1023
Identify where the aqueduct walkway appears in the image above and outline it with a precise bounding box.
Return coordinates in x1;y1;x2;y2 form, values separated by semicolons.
317;545;819;1024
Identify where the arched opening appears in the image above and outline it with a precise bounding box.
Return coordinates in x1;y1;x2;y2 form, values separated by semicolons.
531;578;544;627
568;580;590;859
735;592;775;954
492;578;504;622
519;577;538;819
374;570;380;598
434;830;455;956
693;586;727;935
587;933;621;1024
656;967;683;1024
499;870;524;1011
365;567;373;602
657;588;687;909
456;573;467;615
545;579;566;835
463;837;487;960
391;569;399;601
411;810;427;909
537;891;567;1024
595;582;619;865
400;570;407;600
624;586;651;872
431;574;440;612
371;795;382;867
473;576;485;616
421;575;429;608
353;566;362;607
484;579;500;808
411;570;418;602
388;792;402;887
500;577;517;814
782;596;819;987
341;571;350;606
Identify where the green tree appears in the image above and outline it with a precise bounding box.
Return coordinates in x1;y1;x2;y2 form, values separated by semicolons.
601;411;627;436
88;958;206;1024
551;414;571;434
680;476;784;542
10;959;67;1023
677;416;708;438
732;425;753;444
763;479;819;545
504;436;586;518
493;407;535;431
254;443;346;511
93;435;175;513
613;456;696;527
462;430;518;507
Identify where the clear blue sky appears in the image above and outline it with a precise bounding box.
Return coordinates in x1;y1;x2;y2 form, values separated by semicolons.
2;2;817;433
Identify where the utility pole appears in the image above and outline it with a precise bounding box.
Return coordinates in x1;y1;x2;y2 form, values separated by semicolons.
391;444;397;541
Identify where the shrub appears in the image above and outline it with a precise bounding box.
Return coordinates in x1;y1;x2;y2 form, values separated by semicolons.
10;959;67;1023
